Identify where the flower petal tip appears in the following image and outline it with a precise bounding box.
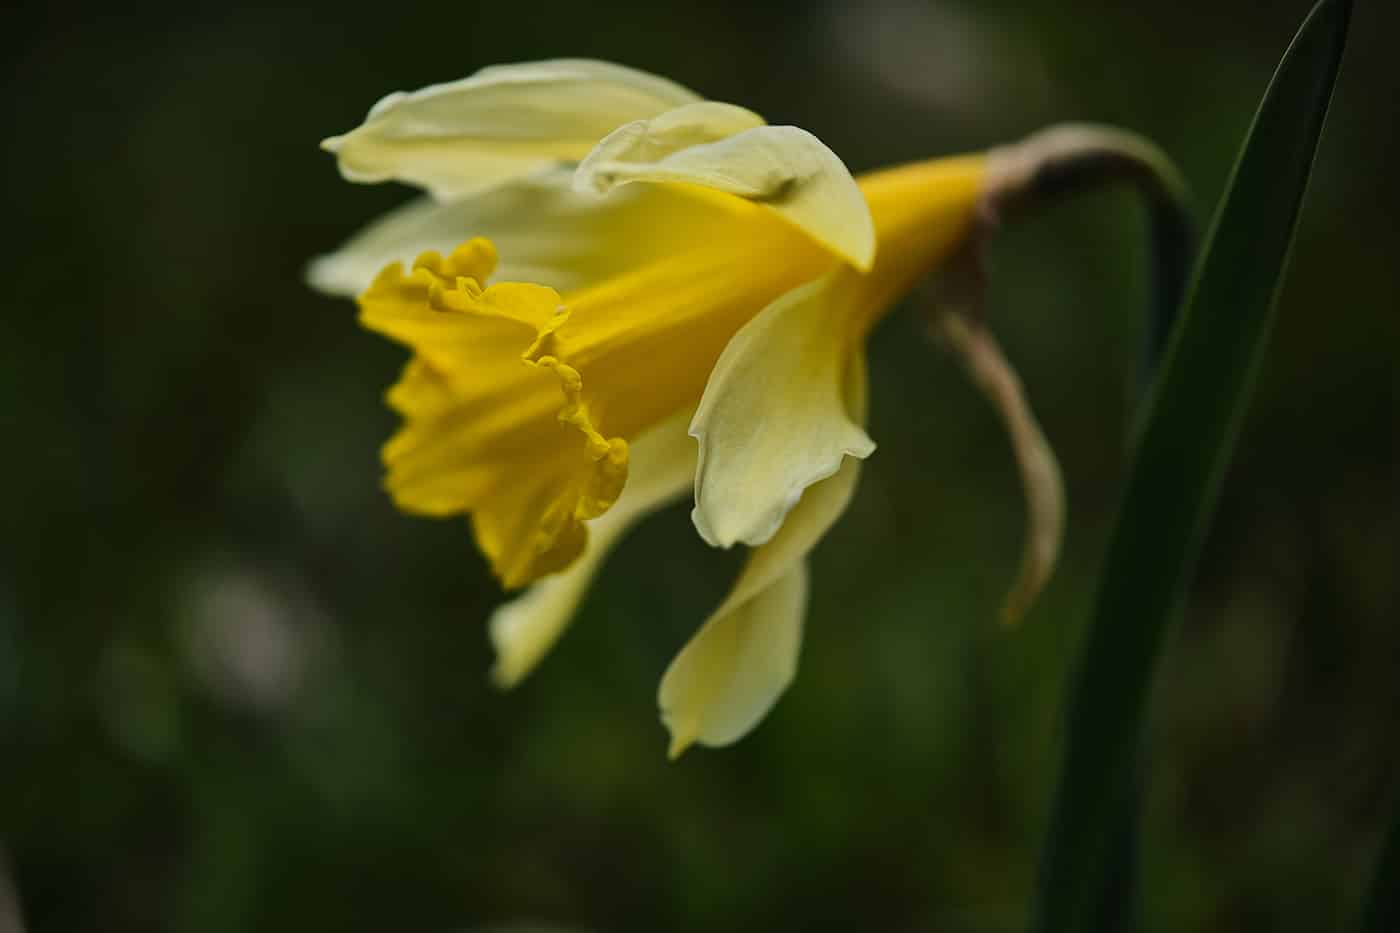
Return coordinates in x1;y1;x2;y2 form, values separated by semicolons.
303;255;336;295
688;504;731;550
488;665;515;690
666;725;697;761
850;239;876;274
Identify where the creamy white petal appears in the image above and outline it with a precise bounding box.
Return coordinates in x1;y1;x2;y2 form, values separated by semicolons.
322;59;700;199
574;101;766;190
661;356;870;756
307;195;463;297
658;562;807;758
576;117;875;271
690;271;875;549
306;168;755;298
660;447;863;757
488;407;698;687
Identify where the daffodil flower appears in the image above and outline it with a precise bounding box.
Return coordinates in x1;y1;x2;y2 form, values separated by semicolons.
311;59;1088;757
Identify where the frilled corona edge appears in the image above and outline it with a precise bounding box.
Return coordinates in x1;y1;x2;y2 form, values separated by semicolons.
360;239;628;589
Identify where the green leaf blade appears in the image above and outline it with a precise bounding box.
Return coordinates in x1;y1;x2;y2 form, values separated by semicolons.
1030;2;1354;931
1357;810;1400;933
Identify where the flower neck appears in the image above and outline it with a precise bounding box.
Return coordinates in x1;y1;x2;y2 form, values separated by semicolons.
853;154;989;330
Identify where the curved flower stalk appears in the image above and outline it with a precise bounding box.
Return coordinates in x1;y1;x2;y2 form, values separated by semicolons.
310;59;1177;757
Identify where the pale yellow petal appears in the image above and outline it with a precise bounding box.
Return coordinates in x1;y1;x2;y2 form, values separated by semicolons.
660;442;863;757
487;534;616;689
576;120;875;271
690;271;874;549
659;562;808;759
321;59;700;199
307;195;458;298
308;168;768;298
489;408;698;687
574;101;766;190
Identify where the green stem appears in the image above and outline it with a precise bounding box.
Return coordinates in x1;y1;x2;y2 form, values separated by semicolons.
985;124;1193;394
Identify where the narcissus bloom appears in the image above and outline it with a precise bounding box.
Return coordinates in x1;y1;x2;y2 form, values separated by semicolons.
311;60;1039;757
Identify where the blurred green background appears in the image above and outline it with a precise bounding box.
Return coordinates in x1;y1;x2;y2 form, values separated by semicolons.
2;0;1396;930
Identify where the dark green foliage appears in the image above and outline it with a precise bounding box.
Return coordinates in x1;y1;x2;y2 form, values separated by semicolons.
1032;2;1354;930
